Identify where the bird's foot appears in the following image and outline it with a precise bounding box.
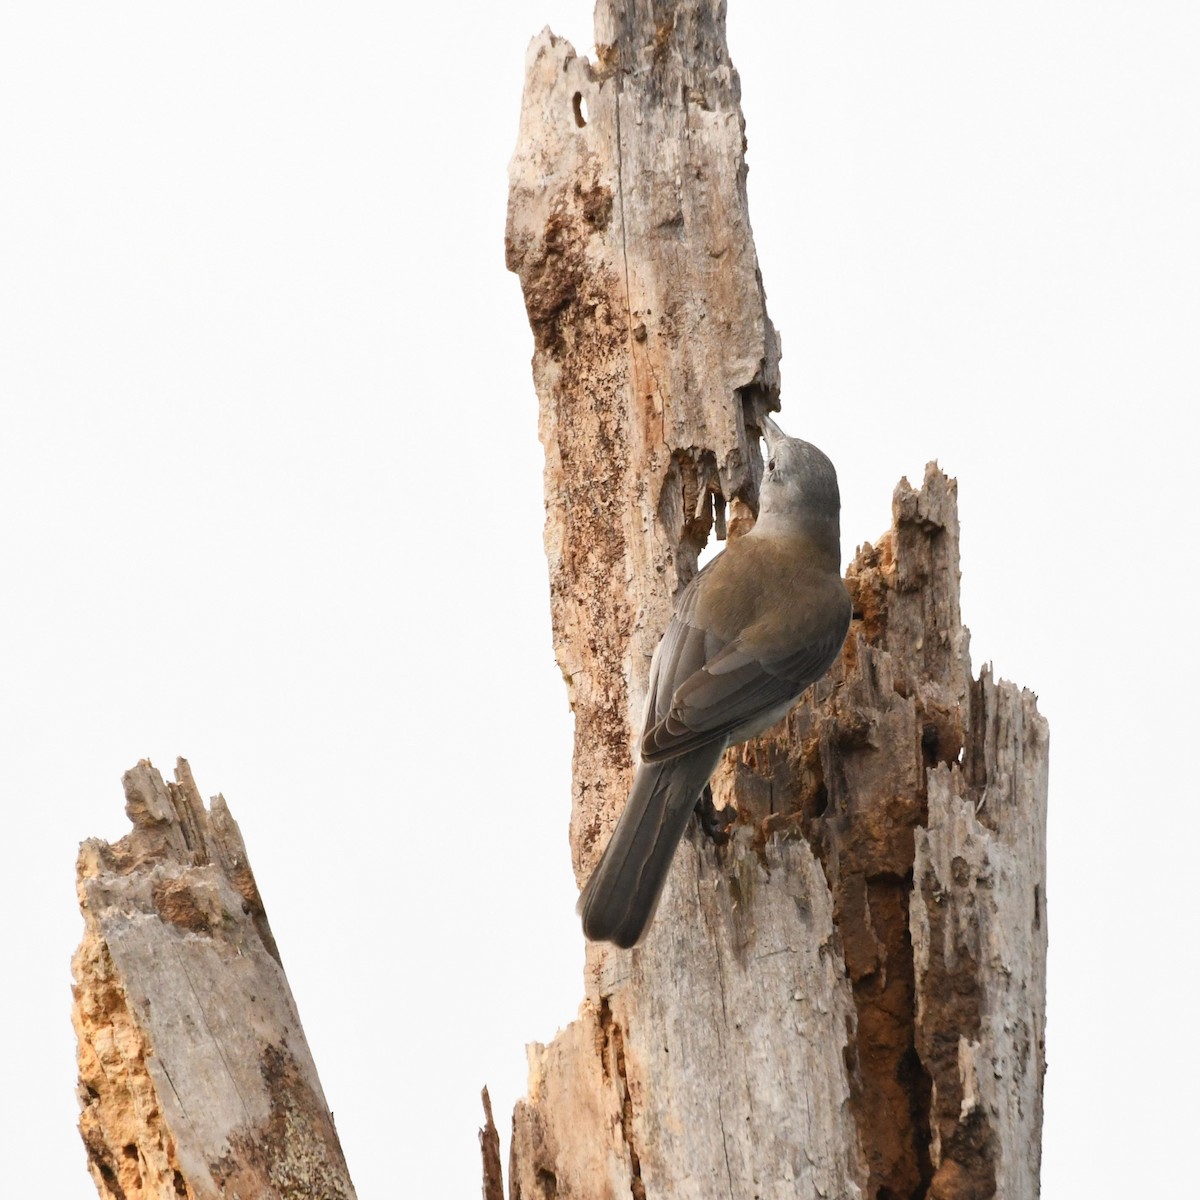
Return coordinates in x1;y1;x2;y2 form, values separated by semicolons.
694;785;734;844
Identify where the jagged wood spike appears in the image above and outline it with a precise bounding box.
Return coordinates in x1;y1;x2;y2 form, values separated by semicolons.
72;758;356;1200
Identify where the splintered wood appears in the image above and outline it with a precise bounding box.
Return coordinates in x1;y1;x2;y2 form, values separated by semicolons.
72;759;355;1200
504;3;1047;1198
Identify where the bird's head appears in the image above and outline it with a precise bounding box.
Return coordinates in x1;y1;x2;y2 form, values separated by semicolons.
758;416;841;524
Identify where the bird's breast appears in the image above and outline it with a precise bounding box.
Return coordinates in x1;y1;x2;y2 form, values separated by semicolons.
693;529;848;649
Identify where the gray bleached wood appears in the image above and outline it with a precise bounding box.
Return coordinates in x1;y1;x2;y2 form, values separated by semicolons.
72;758;355;1200
912;677;1049;1200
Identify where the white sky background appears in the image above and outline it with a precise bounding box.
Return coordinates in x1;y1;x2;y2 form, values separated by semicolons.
2;2;1196;1195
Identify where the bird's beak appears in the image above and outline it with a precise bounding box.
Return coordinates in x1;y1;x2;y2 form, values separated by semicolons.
760;414;787;453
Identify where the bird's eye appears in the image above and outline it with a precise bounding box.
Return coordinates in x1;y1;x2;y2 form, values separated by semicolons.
767;458;776;472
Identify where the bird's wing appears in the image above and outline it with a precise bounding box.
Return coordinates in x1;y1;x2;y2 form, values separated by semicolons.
641;557;723;733
640;626;847;763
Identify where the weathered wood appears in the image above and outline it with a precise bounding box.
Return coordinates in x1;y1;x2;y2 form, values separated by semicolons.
72;758;355;1200
504;3;1047;1198
505;4;781;889
480;1088;505;1200
912;673;1049;1199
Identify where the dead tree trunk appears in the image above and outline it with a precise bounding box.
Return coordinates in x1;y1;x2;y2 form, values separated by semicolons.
502;4;1047;1198
72;759;356;1200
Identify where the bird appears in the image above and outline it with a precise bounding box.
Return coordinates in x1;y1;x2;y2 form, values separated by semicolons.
577;417;852;948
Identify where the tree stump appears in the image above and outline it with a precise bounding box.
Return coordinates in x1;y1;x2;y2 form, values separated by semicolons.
72;758;355;1200
502;3;1048;1197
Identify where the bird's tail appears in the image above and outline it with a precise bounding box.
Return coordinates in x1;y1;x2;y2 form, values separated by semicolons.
577;746;724;948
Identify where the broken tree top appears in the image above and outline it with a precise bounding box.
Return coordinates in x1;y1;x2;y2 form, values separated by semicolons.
72;759;356;1200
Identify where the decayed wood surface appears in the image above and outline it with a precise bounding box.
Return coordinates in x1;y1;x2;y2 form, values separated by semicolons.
504;3;1047;1198
481;1088;506;1200
72;759;355;1200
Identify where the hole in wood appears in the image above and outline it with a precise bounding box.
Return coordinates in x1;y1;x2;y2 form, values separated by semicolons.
572;91;587;128
810;780;829;819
